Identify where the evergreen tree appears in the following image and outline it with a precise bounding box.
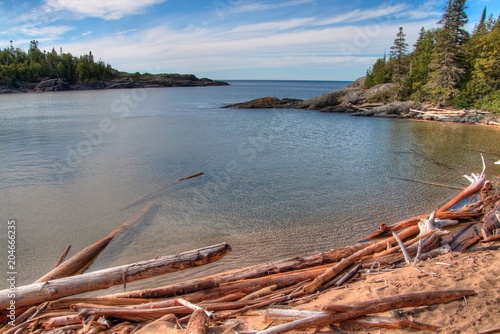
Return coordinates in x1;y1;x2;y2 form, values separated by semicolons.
465;13;500;110
425;0;469;105
389;27;409;84
365;54;388;88
409;28;436;101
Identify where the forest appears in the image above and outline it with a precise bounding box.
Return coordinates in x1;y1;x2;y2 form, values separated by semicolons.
0;40;117;87
365;0;500;112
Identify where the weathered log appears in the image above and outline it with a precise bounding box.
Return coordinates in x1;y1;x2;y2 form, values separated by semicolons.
43;314;81;329
359;211;479;241
186;309;208;334
302;225;420;293
481;235;500;243
0;243;231;310
73;300;252;322
240;285;277;301
260;290;475;334
111;243;368;298
177;299;213;318
339;315;440;331
437;156;486;213
335;264;362;286
461;235;482;250
135;314;177;334
35;201;157;283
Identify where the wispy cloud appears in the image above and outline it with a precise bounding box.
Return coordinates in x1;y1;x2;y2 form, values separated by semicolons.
44;0;167;20
405;0;442;20
214;0;315;19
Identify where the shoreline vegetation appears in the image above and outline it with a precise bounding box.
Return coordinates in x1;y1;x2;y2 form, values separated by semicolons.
0;41;228;94
0;165;499;333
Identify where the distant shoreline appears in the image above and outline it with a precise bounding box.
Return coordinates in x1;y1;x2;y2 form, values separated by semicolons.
0;74;229;94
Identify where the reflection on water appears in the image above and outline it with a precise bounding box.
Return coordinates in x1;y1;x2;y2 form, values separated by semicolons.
1;82;499;289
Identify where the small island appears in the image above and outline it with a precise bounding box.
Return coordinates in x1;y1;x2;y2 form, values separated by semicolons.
0;41;228;93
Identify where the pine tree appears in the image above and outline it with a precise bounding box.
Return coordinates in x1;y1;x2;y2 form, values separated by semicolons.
465;13;500;110
425;0;469;105
409;27;436;101
389;27;409;84
365;54;388;88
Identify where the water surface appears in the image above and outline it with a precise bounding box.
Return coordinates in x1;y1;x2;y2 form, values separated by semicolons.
1;80;499;290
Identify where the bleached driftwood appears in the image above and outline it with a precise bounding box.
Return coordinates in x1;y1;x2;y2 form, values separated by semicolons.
260;290;475;334
0;243;231;310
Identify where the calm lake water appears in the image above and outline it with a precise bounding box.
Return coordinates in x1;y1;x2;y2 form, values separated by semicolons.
1;80;500;290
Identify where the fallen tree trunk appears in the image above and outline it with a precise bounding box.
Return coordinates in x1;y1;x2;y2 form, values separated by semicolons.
35;201;157;283
437;157;486;213
111;242;368;298
260;290;475;334
303;225;420;293
0;243;231;310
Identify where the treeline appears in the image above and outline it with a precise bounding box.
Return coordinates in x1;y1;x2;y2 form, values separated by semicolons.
365;0;500;112
0;40;117;88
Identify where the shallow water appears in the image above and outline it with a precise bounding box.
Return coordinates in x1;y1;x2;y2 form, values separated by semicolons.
1;80;499;290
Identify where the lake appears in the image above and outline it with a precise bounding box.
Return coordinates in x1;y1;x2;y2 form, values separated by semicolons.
1;80;500;290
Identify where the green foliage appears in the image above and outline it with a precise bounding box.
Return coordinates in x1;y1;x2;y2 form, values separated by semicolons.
408;28;436;101
425;0;469;105
477;90;500;113
365;55;388;88
389;27;410;85
0;41;117;87
364;0;500;111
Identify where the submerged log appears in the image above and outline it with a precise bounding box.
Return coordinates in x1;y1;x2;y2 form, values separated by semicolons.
0;243;231;310
35;201;157;283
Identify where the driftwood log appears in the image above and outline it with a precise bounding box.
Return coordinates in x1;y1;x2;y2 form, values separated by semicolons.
260;290;475;334
0;243;231;310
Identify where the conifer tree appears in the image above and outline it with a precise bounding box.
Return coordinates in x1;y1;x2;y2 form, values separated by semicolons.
365;54;388;88
425;0;469;105
409;27;436;101
389;27;409;84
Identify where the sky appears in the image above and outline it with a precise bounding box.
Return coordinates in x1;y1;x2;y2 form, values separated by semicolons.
1;0;499;81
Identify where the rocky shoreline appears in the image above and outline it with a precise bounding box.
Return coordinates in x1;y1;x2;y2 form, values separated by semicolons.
223;78;500;126
0;74;228;93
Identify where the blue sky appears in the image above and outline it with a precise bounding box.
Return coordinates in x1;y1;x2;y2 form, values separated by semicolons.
1;0;499;80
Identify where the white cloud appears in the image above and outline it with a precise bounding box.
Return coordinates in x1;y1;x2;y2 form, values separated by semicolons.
217;0;315;15
17;24;74;42
44;0;167;20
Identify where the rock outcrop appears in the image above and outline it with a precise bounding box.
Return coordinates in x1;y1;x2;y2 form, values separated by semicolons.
223;96;304;109
223;78;500;125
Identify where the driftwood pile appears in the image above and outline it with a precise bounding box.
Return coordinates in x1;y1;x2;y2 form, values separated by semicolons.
1;162;499;334
410;105;500;126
